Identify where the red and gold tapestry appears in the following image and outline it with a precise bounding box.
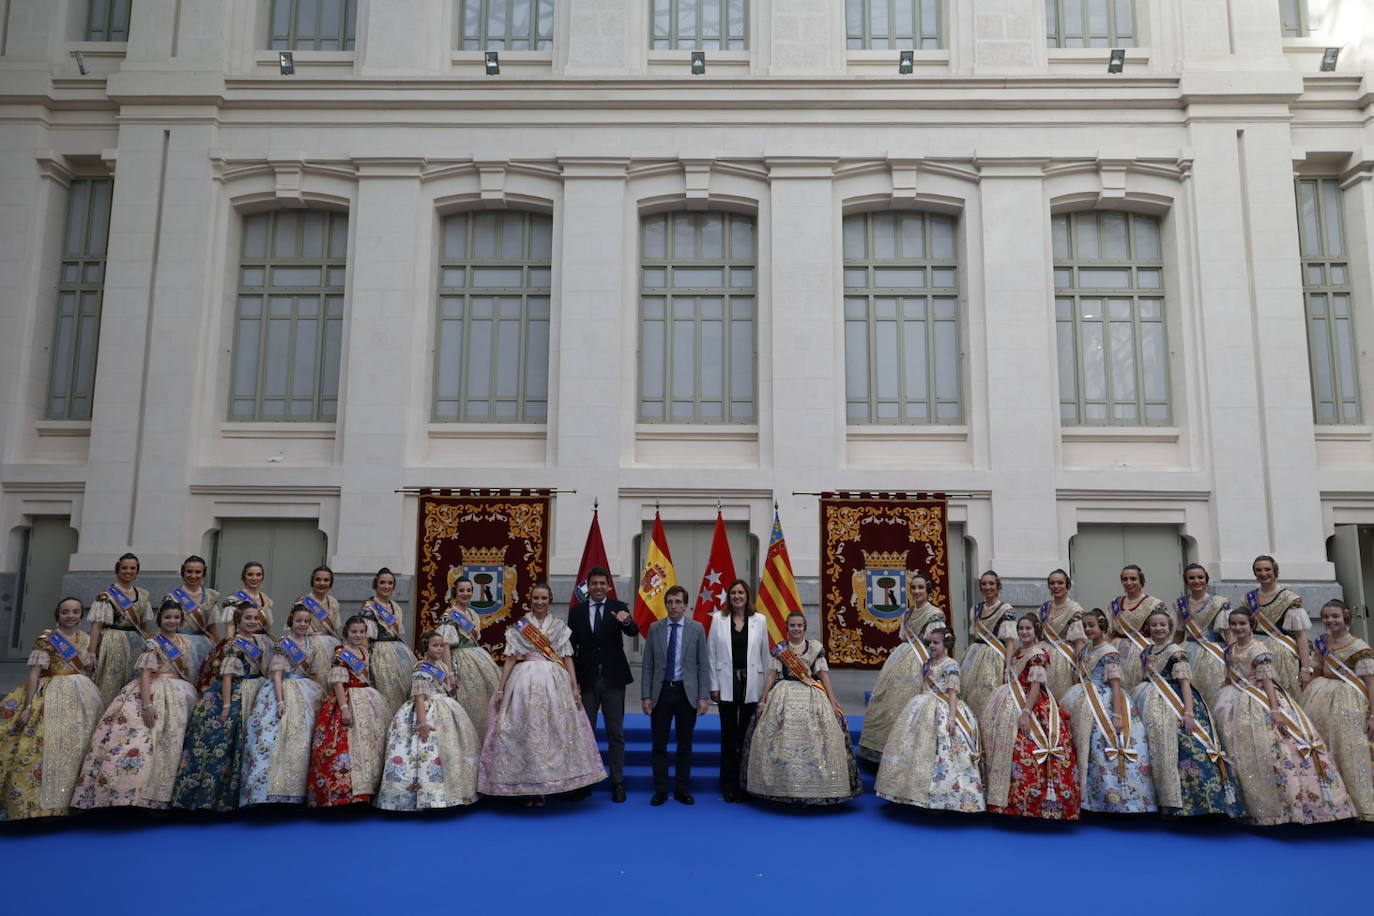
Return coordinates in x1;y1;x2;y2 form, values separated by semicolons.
820;492;950;670
414;489;551;659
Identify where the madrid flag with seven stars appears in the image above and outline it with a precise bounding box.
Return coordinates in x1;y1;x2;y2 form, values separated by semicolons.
755;508;802;646
633;512;677;637
692;512;738;635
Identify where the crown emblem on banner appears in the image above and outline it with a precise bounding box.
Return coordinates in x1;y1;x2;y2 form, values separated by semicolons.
462;546;507;566
862;550;908;569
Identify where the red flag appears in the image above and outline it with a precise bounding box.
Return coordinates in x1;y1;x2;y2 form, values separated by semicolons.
632;512;677;637
569;509;617;609
692;512;737;635
755;508;802;646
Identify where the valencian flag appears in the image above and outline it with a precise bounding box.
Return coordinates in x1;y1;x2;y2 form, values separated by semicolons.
570;507;617;609
633;511;677;637
755;508;802;646
692;511;738;635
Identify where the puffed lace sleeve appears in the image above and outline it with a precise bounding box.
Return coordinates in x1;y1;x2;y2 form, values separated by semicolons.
1252;650;1277;682
1026;665;1049;685
811;652;829;674
436;622;460;646
363;617;379;640
1065;618;1086;642
270;653;289;673
88;596;114;624
220;655;245;677
27;648;51;669
1354;657;1374;678
1170;658;1194;681
328;665;351;684
769;654;783;674
996;615;1016;640
134;642;160;669
943;665;961;693
215;604;236;625
1280;604;1310;633
410;675;439;698
1104;661;1124;682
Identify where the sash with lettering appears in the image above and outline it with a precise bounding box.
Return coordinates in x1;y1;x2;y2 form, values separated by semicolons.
1141;645;1231;781
300;596;337;636
414;660;450;690
1008;650;1068;796
1177;596;1228;667
232;635;264;671
276;636;312;677
922;657;980;760
170;588;211;635
151;633;192;681
105;584;142;627
1077;643;1137;778
44;629;87;674
1110;597;1150;652
1245;590;1300;659
1315;636;1370;706
1039;601;1080;669
971;602;1012;667
337;647;368;678
367;600;399;638
773;642;824;690
230;590;258;607
446;608;477;635
1224;643;1331;776
513;618;559;662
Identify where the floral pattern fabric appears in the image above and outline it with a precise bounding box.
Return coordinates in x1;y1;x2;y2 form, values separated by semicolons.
875;659;984;812
1061;643;1156;813
981;647;1080;820
375;664;480;811
306;648;388;807
857;606;946;761
240;664;324;806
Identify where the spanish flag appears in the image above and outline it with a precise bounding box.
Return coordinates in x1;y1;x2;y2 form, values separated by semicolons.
632;512;677;637
755;508;802;645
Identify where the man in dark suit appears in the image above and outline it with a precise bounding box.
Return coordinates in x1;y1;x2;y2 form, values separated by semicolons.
568;566;638;802
641;585;711;805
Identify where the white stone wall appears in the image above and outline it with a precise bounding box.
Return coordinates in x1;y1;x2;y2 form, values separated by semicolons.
1;0;1372;651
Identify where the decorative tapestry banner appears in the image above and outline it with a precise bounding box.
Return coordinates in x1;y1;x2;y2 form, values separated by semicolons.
414;489;551;659
820;492;950;670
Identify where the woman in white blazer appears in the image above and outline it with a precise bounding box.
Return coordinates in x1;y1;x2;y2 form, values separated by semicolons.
708;579;771;802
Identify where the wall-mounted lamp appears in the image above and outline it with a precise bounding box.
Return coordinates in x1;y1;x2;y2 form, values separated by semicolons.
71;51;89;75
898;50;914;75
278;51;295;75
691;51;705;75
485;51;500;75
1320;47;1340;71
1107;49;1125;73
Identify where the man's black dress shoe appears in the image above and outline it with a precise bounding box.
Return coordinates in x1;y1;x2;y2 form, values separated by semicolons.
650;791;668;806
611;783;626;803
674;790;695;805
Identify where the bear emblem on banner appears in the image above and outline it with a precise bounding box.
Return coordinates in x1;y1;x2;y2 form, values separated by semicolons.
850;550;915;633
449;545;518;626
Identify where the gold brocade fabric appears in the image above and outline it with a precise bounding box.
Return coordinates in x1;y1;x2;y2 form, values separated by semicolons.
1043;601;1086;700
90;587;153;706
875;660;984;811
1181;595;1231;706
0;632;103;820
1302;637;1374;820
856;606;945;761
1250;589;1305;696
450;646;500;735
959;601;1015;718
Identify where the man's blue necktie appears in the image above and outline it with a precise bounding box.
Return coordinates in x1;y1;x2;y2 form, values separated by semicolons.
666;621;679;682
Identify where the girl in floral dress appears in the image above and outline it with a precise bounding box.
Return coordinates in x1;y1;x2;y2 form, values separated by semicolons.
858;574;946;762
436;575;500;736
376;632;480;811
958;571;1017;720
981;614;1080;820
0;598;103;820
1131;610;1242;818
1061;609;1155;814
1213;608;1352;825
1301;599;1374;821
74;599;198;810
307;615;389;807
876;628;984;812
88;553;153;706
172;602;273;811
240;604;325;806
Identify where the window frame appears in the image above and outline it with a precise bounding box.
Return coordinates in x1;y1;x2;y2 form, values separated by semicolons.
267;0;358;51
1279;0;1320;37
229;210;349;423
1053;210;1171;427
638;210;757;424
844;0;944;51
1045;0;1137;49
432;209;553;423
842;210;963;424
45;177;114;421
1296;177;1360;424
85;0;132;41
457;0;556;51
649;0;749;51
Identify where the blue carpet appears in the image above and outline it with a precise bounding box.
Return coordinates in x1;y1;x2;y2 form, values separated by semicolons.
3;714;1369;915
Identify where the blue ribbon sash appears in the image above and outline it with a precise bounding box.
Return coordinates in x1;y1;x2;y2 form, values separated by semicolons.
447;609;475;632
368;600;397;626
301;595;331;621
106;585;134;610
171;588;200;614
232;635;263;663
46;630;80;662
338;648;366;675
415;660;447;682
277;636;307;667
153;633;182;661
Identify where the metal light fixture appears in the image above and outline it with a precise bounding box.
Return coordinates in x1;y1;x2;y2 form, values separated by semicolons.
1320;47;1340;71
1107;49;1125;73
485;51;500;75
690;51;705;75
71;50;89;75
278;51;295;75
898;50;914;75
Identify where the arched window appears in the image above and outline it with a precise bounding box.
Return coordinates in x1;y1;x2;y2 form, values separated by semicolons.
1053;210;1169;425
639;211;756;423
230;210;348;421
842;211;961;423
433;211;552;422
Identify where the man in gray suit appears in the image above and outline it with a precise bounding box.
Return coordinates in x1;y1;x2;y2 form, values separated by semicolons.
640;585;711;805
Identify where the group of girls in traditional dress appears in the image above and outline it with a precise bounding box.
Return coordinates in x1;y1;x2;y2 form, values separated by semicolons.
3;552;1371;828
865;557;1374;826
